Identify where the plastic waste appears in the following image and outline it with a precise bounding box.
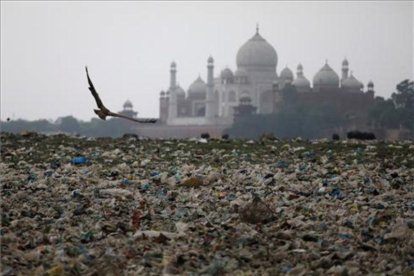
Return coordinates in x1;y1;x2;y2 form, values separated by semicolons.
1;132;413;275
71;156;87;165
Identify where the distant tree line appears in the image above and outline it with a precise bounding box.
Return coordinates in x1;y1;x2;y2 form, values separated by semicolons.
0;116;136;138
227;79;413;139
2;80;412;139
368;79;414;130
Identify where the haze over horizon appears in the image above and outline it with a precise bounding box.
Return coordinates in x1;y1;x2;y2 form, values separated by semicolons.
1;1;413;121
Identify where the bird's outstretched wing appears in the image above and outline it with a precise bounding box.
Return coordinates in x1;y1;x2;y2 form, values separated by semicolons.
86;66;106;110
108;111;157;123
85;66;157;124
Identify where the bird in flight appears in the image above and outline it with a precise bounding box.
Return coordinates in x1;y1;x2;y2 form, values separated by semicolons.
85;66;157;123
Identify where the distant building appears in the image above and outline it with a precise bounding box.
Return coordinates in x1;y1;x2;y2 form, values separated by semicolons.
119;100;138;118
158;26;375;131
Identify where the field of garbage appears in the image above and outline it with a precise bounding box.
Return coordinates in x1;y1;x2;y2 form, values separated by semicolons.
1;132;413;275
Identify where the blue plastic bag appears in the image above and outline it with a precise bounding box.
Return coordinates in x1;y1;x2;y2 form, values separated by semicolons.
71;156;87;165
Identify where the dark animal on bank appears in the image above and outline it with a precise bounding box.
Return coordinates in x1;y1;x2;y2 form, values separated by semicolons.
85;66;157;123
347;131;376;140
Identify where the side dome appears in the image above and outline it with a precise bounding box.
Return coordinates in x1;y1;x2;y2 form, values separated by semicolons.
280;66;294;81
313;63;340;87
175;86;186;96
123;100;133;108
188;76;207;94
292;77;310;89
220;68;234;80
342;74;362;90
236;29;277;69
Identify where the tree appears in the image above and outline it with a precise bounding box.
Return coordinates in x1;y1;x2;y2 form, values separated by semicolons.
1;119;56;133
368;97;399;129
392;79;414;109
368;80;414;131
31;119;56;132
392;79;414;130
58;116;81;134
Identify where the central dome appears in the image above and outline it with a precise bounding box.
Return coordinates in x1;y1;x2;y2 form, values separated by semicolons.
236;30;278;69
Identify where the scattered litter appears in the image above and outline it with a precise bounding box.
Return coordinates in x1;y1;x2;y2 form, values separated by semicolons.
99;188;134;198
1;132;413;274
71;156;87;165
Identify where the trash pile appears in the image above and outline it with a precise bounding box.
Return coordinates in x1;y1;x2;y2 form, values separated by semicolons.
1;132;413;275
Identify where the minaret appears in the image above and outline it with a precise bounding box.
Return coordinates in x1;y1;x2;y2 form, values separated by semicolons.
367;80;375;98
341;58;349;82
296;63;303;78
168;89;177;120
159;91;167;123
272;80;282;113
168;62;178;120
165;91;170;117
170;61;177;89
205;56;215;118
367;80;374;91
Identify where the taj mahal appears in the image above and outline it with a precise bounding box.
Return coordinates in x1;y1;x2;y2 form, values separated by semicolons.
156;26;375;130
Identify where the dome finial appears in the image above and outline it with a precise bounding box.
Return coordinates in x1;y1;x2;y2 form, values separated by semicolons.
325;59;328;64
256;23;259;34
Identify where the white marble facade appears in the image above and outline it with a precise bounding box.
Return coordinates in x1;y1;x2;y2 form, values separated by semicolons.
159;26;371;126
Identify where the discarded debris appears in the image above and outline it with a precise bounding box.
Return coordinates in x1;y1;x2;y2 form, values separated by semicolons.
1;132;413;274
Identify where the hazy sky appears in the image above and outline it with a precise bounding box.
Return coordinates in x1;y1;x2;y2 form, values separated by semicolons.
1;1;413;121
